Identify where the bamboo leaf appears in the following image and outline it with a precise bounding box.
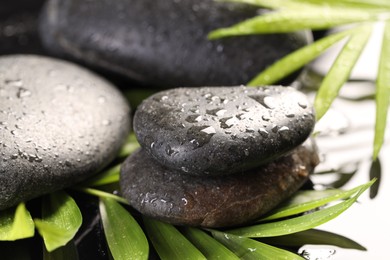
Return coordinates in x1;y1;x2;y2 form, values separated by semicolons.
75;187;129;205
248;29;353;86
182;227;239;259
99;197;149;260
258;229;366;250
374;21;390;159
34;191;82;252
0;203;34;241
81;164;120;187
260;183;367;221
143;217;206;260
369;158;381;199
227;179;374;237
315;24;372;120
118;132;140;158
212;230;304;260
208;8;374;39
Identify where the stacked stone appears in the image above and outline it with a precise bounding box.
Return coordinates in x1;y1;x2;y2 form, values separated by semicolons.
120;86;319;228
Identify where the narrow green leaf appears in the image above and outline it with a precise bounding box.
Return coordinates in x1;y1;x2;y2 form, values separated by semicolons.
99;197;149;260
258;229;366;250
248;29;352;86
34;191;82;252
118;132;140;158
182;227;239;259
374;21;390;159
227;179;374;237
315;24;372;120
297;0;390;9
212;230;304;260
143;217;206;260
81;164;120;187
260;182;367;221
43;239;79;260
0;202;34;241
208;8;374;39
369;158;381;199
75;187;129;205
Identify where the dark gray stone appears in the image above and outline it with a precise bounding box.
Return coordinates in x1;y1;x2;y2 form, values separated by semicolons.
134;86;315;176
0;55;131;210
39;0;310;88
0;0;46;55
120;145;319;228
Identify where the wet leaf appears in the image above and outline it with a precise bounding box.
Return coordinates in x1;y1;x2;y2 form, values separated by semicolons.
182;227;239;259
143;217;206;260
0;203;34;241
315;24;372;120
99;197;149;260
208;7;373;38
258;229;366;250
212;230;304;260
34;191;82;252
374;21;390;159
75;187;129;205
369;158;381;199
248;29;353;86
118;132;140;158
228;179;374;237
81;164;121;187
259;182;368;221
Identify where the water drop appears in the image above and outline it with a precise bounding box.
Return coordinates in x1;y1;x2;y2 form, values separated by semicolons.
285;113;295;118
16;87;31;98
98;96;106;104
201;126;216;134
220;117;238;129
298;100;308;109
262;115;270;121
185;114;202;123
102;119;111;126
206;108;227;117
5;79;23;87
248;95;276;109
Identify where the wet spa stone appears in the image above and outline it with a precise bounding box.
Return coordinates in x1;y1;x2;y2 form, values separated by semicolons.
0;55;131;210
134;86;315;176
120;145;319;228
39;0;310;87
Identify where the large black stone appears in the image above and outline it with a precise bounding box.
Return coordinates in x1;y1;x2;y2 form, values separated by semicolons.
39;0;310;88
120;145;319;228
0;0;46;55
134;86;315;176
0;55;131;210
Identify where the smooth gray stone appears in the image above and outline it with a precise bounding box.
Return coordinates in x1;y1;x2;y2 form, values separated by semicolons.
120;145;319;228
39;0;310;88
0;55;131;210
134;86;315;176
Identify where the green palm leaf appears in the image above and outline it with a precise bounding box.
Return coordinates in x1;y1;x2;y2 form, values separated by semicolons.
34;191;82;252
212;230;304;260
99;197;149;260
143;217;206;260
0;203;34;241
226;179;374;237
314;24;372;120
182;227;239;259
374;21;390;159
248;29;353;86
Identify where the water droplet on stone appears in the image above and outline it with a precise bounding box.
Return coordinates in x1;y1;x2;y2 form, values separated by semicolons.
185;114;202;123
201;126;216;134
220;117;238;129
298;100;308;109
248;95;275;109
98;96;106;104
262;115;270;121
16;87;31;98
102;119;111;126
